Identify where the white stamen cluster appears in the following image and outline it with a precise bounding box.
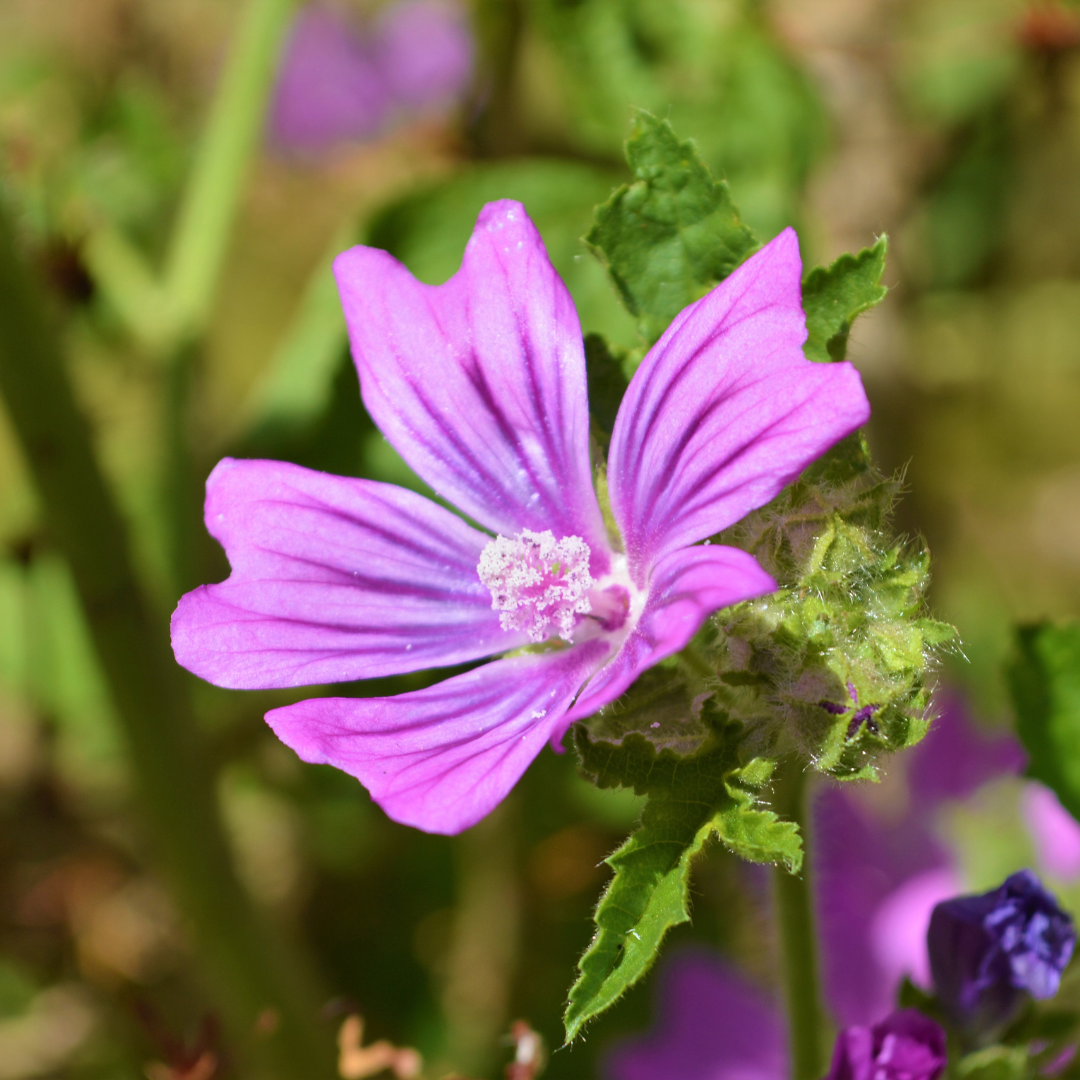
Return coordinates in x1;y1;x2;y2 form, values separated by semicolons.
477;529;593;642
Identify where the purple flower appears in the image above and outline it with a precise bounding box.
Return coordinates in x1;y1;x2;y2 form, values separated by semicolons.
815;694;1026;1026
603;951;788;1080
268;2;473;154
374;0;473;112
825;1010;947;1080
268;8;390;151
603;955;945;1080
171;202;868;834
906;690;1026;807
928;870;1076;1034
1023;784;1080;882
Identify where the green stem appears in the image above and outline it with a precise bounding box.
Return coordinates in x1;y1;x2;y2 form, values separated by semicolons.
772;759;827;1080
0;204;336;1079
467;0;525;156
163;0;294;341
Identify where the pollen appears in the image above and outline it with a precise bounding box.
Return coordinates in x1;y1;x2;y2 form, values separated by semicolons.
477;529;593;642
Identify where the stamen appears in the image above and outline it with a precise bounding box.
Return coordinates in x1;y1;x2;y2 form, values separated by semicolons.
477;529;593;642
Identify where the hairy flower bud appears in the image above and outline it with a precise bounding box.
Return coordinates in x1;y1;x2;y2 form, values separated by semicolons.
826;1010;947;1080
710;433;955;777
928;869;1076;1037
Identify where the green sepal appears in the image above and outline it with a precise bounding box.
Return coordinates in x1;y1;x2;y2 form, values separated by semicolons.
801;237;888;363
564;720;799;1043
586;110;760;344
1008;621;1080;822
580;440;954;787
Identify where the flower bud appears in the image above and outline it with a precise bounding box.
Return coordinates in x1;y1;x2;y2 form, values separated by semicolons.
928;869;1076;1037
826;1009;947;1080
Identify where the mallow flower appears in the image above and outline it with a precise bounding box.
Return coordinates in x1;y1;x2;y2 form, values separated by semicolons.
268;2;473;153
170;201;869;834
815;692;1026;1026
825;1010;947;1080
603;952;945;1080
928;869;1076;1036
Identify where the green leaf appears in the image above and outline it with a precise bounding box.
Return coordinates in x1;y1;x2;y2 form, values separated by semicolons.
586;111;760;344
530;4;827;238
583;332;630;439
801;238;888;363
1008;621;1080;822
564;728;799;1043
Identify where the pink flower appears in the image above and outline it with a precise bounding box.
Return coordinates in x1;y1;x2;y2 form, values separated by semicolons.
268;8;390;151
267;2;473;153
1023;783;1080;881
170;201;869;834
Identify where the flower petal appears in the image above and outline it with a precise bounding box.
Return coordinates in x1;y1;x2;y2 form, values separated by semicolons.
607;228;871;582
333;200;610;568
559;545;775;738
265;641;609;834
171;458;522;689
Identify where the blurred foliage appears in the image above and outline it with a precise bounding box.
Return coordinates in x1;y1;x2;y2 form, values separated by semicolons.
0;0;1078;1076
1009;621;1080;820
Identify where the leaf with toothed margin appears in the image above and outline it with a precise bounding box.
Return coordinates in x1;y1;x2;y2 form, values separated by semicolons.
801;238;888;363
586;110;760;345
563;726;799;1043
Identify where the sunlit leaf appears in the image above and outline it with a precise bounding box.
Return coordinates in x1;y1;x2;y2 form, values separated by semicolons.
563;725;799;1043
802;238;888;363
586;111;759;344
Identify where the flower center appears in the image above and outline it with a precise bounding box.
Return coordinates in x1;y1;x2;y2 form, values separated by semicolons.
477;529;594;643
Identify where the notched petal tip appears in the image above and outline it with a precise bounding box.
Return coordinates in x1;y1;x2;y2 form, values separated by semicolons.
473;197;529;232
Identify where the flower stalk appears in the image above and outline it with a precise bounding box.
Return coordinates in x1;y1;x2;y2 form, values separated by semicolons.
773;758;827;1080
0;201;335;1079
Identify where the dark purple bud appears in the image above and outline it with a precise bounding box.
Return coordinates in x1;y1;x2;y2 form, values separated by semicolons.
928;870;1076;1035
826;1009;947;1080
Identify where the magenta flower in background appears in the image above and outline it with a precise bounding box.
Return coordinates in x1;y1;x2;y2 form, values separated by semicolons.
603;950;788;1080
1023;784;1080;882
268;1;473;153
268;7;389;151
815;693;1026;1027
602;954;946;1080
171;201;869;834
825;1010;947;1080
374;0;473;112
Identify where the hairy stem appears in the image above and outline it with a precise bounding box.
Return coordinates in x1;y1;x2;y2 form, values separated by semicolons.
772;760;828;1080
0;204;336;1079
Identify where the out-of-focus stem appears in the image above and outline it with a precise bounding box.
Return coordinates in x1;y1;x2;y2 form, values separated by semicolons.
0;203;336;1080
468;0;525;156
163;0;294;341
772;760;828;1080
441;802;521;1077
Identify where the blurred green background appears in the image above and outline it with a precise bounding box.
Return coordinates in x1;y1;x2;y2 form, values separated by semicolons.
1;0;1080;1077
